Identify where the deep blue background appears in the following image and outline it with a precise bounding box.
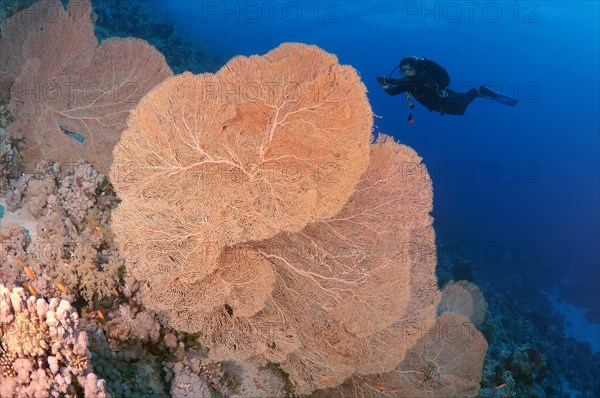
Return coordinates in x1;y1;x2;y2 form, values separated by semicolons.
146;0;599;324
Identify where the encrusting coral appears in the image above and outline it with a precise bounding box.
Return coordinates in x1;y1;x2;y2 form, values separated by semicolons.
0;285;107;397
110;42;457;395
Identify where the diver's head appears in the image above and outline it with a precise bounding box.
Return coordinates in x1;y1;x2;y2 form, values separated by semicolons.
399;56;419;77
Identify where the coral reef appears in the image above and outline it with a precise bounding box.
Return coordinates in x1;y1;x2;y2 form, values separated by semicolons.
0;223;28;263
0;285;107;397
0;103;22;193
1;0;173;174
436;245;600;398
85;327;168;398
1;161;122;306
57;164;105;225
9;1;590;396
164;349;232;397
91;0;225;74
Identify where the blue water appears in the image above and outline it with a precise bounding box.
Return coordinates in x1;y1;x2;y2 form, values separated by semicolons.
148;1;599;306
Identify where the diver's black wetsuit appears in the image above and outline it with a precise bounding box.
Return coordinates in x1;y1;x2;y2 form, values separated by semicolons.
382;71;479;115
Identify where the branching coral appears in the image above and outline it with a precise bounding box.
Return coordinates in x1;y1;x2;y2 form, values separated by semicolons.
0;284;107;397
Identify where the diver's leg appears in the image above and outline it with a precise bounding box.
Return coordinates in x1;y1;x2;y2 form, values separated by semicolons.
440;89;479;115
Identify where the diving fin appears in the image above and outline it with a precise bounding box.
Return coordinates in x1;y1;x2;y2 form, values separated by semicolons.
493;93;518;106
478;86;518;106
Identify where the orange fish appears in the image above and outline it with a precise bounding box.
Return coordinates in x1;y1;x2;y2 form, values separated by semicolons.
321;379;335;385
112;288;119;297
88;310;105;321
24;266;36;280
53;280;69;294
494;383;507;390
28;285;39;297
21;283;38;297
372;385;387;391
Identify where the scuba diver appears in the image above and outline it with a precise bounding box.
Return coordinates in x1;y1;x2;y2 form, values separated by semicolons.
376;56;518;122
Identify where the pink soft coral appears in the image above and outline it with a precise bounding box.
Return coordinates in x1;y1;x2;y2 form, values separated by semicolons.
2;0;173;173
110;42;445;394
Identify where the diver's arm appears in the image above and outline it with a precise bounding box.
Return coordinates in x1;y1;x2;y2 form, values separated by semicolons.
377;76;412;96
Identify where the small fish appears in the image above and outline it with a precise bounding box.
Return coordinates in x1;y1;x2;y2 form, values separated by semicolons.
112;288;119;297
494;383;507;390
72;224;78;234
24;266;35;280
321;379;335;385
91;226;102;238
372;385;387;391
29;284;40;295
53;280;69;294
22;282;38;297
88;310;105;321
